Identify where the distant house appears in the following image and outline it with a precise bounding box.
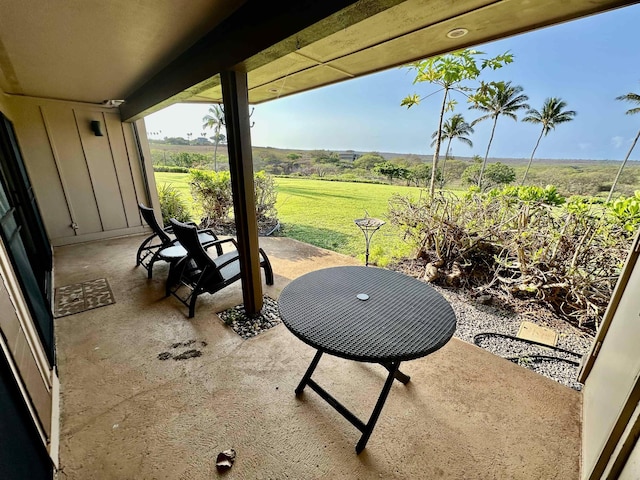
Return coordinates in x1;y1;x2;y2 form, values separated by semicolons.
338;150;361;161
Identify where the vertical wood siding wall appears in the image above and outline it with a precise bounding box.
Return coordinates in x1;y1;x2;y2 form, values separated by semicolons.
7;96;153;246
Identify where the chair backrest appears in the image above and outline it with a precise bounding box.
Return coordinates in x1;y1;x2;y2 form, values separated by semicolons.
170;219;222;282
139;203;171;245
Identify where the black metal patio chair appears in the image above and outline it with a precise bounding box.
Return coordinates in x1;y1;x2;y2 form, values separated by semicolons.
136;203;222;278
167;218;274;318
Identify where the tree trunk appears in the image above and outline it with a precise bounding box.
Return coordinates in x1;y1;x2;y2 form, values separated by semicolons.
213;125;220;171
521;128;544;186
430;88;449;196
607;128;640;202
479;116;498;189
440;137;453;188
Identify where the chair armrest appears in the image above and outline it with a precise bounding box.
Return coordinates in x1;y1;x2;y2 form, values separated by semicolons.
197;227;220;240
205;238;239;251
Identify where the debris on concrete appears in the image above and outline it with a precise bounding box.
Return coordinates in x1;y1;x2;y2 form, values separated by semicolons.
157;352;172;360
216;449;236;471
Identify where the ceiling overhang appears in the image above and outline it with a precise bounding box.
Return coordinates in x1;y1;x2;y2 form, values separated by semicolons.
120;0;403;120
122;0;637;121
0;0;636;121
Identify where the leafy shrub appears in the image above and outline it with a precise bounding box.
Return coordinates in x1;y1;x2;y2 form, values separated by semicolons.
609;191;640;233
463;162;516;189
374;162;411;183
188;169;278;232
388;187;634;330
253;171;278;226
154;165;190;173
410;163;441;188
488;185;565;206
157;184;191;225
151;151;209;168
189;170;233;228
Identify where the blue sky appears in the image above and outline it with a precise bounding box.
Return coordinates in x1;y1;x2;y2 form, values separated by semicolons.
145;4;640;161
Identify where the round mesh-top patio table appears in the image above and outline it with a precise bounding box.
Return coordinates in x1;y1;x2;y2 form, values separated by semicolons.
278;266;457;453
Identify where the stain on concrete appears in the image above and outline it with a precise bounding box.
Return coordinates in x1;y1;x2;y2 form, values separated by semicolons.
173;349;202;361
158;340;207;361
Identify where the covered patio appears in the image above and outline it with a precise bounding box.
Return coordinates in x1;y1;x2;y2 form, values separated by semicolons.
2;1;639;478
54;235;580;478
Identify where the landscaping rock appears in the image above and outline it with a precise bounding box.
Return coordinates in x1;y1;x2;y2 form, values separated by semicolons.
218;296;281;339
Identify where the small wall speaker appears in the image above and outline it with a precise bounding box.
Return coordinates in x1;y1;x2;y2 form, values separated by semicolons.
90;120;103;136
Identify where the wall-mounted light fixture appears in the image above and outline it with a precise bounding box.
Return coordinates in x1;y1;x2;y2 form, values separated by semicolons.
101;99;125;108
90;120;103;136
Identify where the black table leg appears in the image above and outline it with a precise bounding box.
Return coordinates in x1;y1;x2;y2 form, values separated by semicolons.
381;362;410;384
295;351;403;453
356;360;401;453
295;350;323;396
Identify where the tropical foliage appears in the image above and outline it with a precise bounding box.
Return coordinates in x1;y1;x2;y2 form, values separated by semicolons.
188;169;278;233
189;170;233;228
402;49;513;195
462;161;516;189
202;104;226;171
521;98;576;184
470;81;529;188
608;87;640;201
431;114;474;186
374;161;411;183
157;183;191;225
388;187;638;330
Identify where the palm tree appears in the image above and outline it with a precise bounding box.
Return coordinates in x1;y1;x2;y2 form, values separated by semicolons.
430;114;474;187
607;88;640;202
521;98;576;185
202;105;225;171
471;81;529;188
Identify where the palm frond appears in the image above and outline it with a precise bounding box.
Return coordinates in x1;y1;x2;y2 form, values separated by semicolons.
616;91;640;115
458;137;473;148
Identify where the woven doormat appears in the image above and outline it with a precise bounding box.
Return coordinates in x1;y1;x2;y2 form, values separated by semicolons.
54;278;115;318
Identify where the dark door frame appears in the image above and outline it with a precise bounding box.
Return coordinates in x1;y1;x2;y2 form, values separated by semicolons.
0;112;55;365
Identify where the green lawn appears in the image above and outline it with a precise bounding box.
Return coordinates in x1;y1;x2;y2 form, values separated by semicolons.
154;172;430;264
275;178;426;264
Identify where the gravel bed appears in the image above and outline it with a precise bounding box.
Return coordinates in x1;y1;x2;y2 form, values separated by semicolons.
430;284;594;391
218;295;281;339
218;283;594;390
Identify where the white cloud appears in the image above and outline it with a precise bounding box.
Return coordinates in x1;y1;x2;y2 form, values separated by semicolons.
611;136;625;148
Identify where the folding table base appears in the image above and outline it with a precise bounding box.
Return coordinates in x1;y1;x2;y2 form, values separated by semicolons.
295;350;409;453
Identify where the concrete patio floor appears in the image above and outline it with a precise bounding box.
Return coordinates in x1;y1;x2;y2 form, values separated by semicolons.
54;234;581;479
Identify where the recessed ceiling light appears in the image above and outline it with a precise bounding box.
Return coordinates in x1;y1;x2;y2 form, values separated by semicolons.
267;88;279;94
446;28;469;39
